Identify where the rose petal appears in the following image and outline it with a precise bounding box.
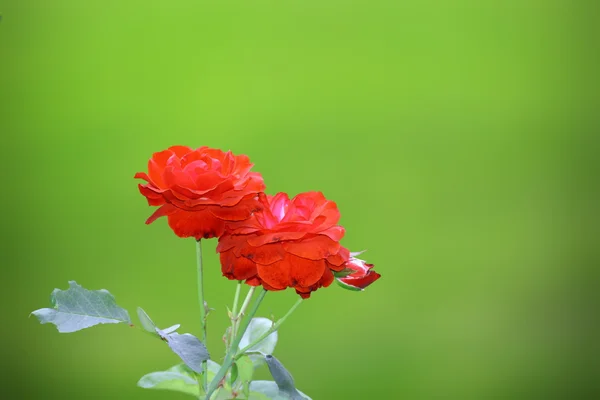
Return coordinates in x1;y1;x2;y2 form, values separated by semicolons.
167;209;225;239
326;246;350;267
319;226;346;242
145;204;178;224
217;233;248;253
345;258;374;277
231;153;253;177
258;280;285;292
220;251;258;281
218;151;234;176
270;193;291;222
256;260;291;290
134;172;151;182
162;165;197;189
180;151;208;168
282;235;340;260
246;231;307;247
245;277;262;287
295;286;312;299
288;254;326;287
238;172;266;192
320;268;335;288
168;145;194;158
339;270;381;289
208;200;258;222
241;242;285;265
148;149;179;186
138;184;167;206
183;188;245;207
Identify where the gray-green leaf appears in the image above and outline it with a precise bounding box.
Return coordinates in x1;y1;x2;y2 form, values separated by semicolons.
137;306;180;337
137;306;157;333
265;355;305;400
239;317;278;366
137;364;198;396
249;381;311;400
165;332;210;374
138;360;222;397
31;281;131;333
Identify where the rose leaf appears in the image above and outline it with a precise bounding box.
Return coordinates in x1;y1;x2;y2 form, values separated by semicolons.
31;281;131;333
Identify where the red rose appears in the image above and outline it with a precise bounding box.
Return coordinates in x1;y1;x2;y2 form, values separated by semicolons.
336;253;381;291
217;192;349;298
135;146;265;239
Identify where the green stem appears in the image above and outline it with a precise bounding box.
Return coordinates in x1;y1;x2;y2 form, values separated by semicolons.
205;289;267;400
234;286;256;338
195;239;208;395
228;281;242;350
235;297;303;359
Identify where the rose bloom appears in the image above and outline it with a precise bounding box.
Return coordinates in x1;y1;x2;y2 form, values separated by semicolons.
217;192;349;298
336;255;381;290
135;146;265;239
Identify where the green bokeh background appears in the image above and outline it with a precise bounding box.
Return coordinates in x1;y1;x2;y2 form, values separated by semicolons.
1;1;598;399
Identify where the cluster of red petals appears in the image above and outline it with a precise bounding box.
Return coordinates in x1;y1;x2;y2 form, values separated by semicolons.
217;192;350;298
135;146;265;239
337;255;381;290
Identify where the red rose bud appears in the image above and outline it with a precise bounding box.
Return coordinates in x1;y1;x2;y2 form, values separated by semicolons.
336;255;380;291
217;192;349;298
135;146;265;239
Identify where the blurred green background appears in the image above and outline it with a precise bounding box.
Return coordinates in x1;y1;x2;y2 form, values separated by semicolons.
1;0;598;399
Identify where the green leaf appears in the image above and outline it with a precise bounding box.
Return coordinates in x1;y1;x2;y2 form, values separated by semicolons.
236;355;254;383
213;387;235;400
234;355;254;395
31;281;131;333
137;364;198;397
229;362;238;387
246;392;270;400
249;381;311;400
243;381;251;398
239;317;278;366
138;360;222;398
165;332;210;373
